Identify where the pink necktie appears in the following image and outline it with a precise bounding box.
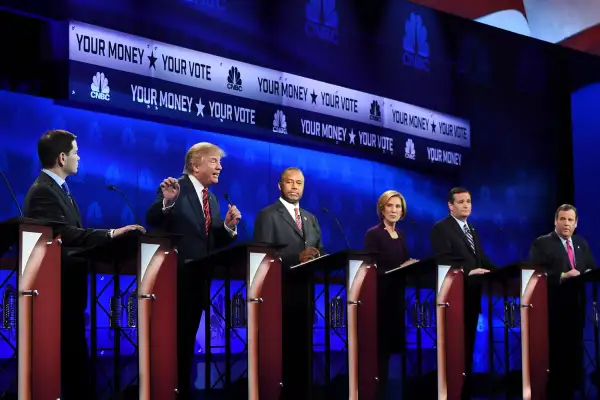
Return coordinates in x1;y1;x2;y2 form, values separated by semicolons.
294;208;303;232
566;240;575;270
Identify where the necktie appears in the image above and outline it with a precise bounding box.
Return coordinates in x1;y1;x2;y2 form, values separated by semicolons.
294;207;303;232
61;182;74;205
464;224;475;253
61;182;71;197
202;188;211;236
566;240;576;270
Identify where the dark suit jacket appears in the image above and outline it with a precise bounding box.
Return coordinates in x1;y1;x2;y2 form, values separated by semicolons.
145;174;235;261
23;172;109;247
529;231;596;286
364;222;409;273
253;200;324;268
429;215;497;273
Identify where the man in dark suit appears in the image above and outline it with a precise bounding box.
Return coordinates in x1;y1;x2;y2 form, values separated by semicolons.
145;142;241;400
429;187;497;398
253;167;324;398
529;204;596;399
23;129;145;399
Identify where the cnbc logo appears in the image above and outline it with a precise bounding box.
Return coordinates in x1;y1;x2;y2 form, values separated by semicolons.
369;100;381;122
405;138;416;160
90;72;110;101
227;66;243;92
402;13;430;72
272;110;288;134
305;0;339;44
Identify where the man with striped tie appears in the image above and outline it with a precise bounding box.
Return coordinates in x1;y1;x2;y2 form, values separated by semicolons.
529;204;596;399
430;187;497;399
146;142;241;400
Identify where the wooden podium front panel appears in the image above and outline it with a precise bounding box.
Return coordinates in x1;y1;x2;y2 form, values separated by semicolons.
520;269;548;400
437;267;465;400
137;239;178;400
18;224;61;400
356;263;377;400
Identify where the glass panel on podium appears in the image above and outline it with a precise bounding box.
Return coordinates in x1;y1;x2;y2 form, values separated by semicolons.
72;230;179;399
580;269;600;398
477;263;548;399
289;250;377;400
384;258;465;400
190;242;284;400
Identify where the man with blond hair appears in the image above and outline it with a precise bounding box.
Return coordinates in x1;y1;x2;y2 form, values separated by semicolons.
146;142;241;399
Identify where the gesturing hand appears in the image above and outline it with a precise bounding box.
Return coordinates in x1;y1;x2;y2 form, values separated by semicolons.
224;204;242;229
160;177;180;205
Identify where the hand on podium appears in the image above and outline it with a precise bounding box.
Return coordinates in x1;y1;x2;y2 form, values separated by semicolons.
299;247;320;263
560;269;580;282
469;268;490;276
112;224;146;238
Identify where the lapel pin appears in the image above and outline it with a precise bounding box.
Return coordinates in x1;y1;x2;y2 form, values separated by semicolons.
304;216;307;220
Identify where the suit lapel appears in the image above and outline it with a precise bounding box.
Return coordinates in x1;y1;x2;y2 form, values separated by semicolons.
277;204;303;238
448;216;475;255
40;174;82;227
181;177;206;235
551;232;571;272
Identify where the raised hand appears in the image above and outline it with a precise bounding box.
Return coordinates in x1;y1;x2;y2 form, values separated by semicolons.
160;177;180;205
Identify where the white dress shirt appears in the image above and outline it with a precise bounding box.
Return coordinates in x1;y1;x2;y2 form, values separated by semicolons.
452;215;468;231
42;169;66;187
279;197;300;221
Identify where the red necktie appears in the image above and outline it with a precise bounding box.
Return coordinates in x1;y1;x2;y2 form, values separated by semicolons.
202;188;211;236
567;240;575;270
294;207;303;232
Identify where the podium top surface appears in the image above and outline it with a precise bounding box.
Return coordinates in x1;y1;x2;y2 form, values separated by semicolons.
70;230;181;262
290;249;375;271
581;268;600;282
188;241;287;267
384;257;439;277
0;217;66;247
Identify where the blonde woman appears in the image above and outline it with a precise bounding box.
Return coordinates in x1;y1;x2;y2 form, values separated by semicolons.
364;190;417;394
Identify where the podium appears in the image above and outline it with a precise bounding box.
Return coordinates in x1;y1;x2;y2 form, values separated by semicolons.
479;263;548;400
384;259;465;400
0;217;62;400
576;269;600;397
192;242;284;400
74;231;178;400
289;250;377;400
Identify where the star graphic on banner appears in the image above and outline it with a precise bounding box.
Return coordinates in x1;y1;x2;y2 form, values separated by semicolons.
196;98;205;117
147;51;157;69
431;121;437;133
348;129;356;144
310;90;317;104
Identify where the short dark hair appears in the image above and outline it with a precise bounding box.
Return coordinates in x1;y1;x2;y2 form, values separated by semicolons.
279;167;303;183
37;129;77;169
448;187;470;203
555;204;578;220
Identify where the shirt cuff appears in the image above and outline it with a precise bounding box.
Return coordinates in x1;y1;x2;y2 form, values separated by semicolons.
224;222;237;237
162;198;176;212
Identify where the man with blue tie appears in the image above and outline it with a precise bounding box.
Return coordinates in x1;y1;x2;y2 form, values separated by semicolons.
24;129;145;399
529;204;596;400
430;187;497;399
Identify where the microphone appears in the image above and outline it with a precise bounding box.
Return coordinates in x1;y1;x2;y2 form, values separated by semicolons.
223;193;251;240
107;185;140;225
322;207;351;249
0;170;23;217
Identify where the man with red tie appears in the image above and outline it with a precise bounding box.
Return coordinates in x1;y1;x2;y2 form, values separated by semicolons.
146;142;241;400
529;204;596;400
253;167;324;398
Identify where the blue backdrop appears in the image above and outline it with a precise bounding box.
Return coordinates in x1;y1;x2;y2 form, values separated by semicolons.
0;0;575;394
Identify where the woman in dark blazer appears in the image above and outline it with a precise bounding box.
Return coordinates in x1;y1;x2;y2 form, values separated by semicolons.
364;190;417;395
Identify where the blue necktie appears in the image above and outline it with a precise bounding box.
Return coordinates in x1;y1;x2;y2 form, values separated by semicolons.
61;182;71;197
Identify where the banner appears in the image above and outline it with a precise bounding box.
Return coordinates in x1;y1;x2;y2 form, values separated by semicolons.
68;21;469;169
